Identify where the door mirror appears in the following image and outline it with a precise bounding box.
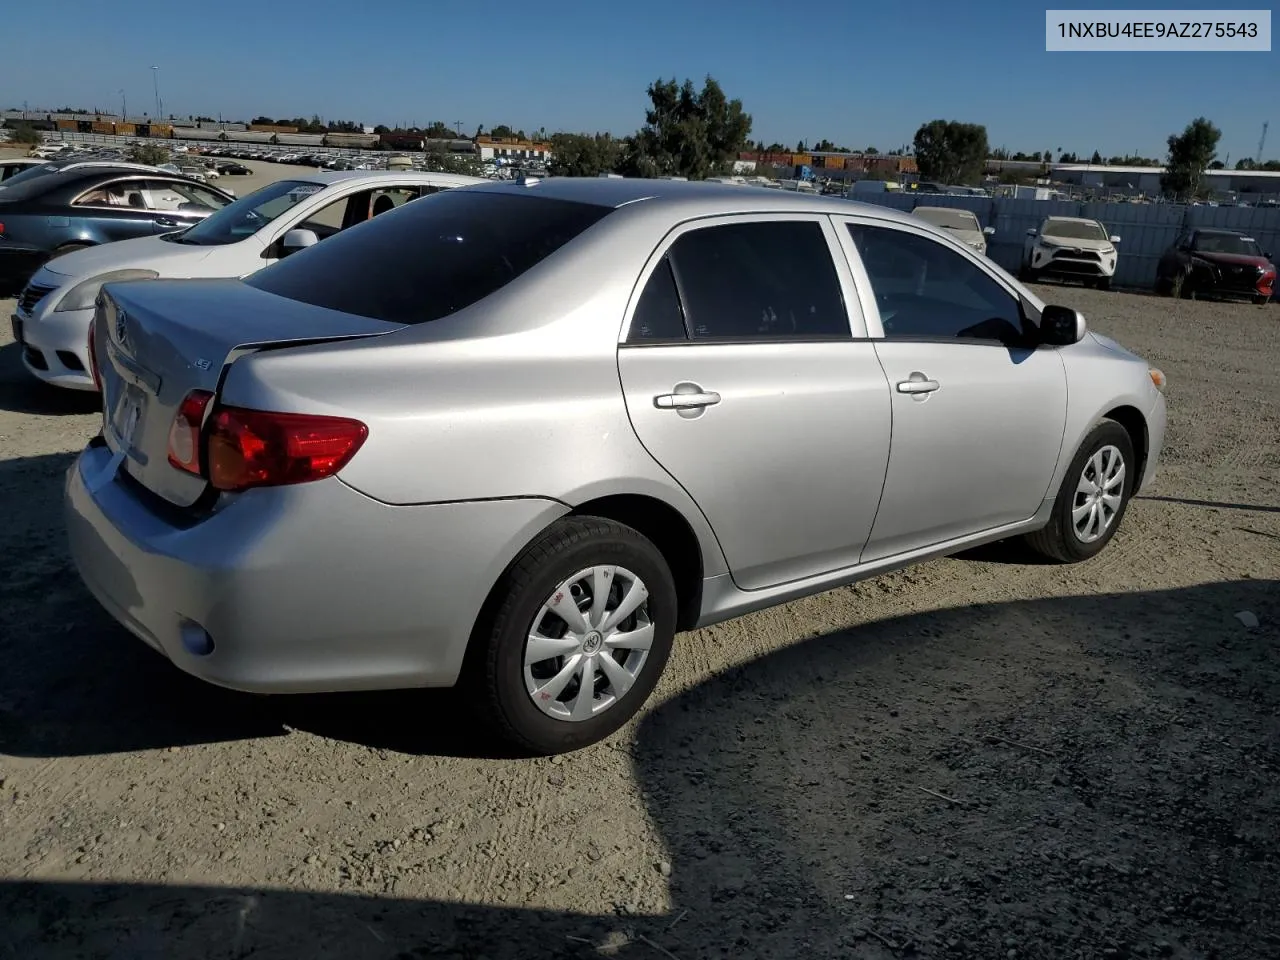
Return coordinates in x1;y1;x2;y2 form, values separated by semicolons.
280;228;319;255
1109;235;1122;244
1025;227;1037;237
1039;304;1086;345
983;226;996;236
1265;251;1273;261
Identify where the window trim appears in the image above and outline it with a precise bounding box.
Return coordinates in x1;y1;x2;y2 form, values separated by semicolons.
618;212;868;347
68;175;165;213
833;213;1036;346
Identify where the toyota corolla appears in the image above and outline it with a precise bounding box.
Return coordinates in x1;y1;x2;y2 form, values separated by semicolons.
65;178;1168;755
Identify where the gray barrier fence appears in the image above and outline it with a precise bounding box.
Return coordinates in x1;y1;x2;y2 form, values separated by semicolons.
853;192;1279;293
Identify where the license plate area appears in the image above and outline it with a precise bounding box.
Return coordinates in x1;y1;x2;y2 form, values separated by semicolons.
108;382;145;453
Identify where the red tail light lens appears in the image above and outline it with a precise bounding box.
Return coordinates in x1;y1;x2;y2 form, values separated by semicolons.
206;407;368;491
168;390;214;474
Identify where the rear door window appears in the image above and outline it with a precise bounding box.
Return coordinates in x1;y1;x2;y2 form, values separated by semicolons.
666;220;850;341
247;190;611;325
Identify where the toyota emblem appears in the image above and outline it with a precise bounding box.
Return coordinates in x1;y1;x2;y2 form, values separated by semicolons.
115;310;129;348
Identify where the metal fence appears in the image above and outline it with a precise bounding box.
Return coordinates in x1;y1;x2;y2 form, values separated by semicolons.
855;192;1279;293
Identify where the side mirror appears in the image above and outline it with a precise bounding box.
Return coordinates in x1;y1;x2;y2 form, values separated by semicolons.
1039;304;1087;346
983;226;996;236
1025;227;1037;237
281;228;318;254
1109;235;1121;244
1265;251;1273;261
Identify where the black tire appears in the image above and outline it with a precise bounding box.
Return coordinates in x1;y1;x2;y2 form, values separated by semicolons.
473;516;677;755
1023;419;1136;563
1096;277;1111;292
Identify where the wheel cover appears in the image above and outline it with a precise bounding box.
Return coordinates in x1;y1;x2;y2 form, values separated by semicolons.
1072;444;1126;544
523;565;654;722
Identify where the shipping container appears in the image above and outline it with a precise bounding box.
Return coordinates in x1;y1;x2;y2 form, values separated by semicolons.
116;122;136;136
91;121;115;135
55;119;77;132
792;153;812;167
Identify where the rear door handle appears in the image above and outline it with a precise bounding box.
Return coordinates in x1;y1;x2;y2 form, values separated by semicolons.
655;391;721;409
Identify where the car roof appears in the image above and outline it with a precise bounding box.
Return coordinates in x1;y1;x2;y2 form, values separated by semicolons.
1192;227;1251;236
452;175;922;223
1042;216;1101;224
287;169;490;189
0;165;224;201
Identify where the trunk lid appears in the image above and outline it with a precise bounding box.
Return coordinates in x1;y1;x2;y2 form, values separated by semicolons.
94;278;402;508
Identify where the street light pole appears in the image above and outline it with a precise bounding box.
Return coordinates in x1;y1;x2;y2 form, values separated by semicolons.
150;66;163;121
120;89;127;120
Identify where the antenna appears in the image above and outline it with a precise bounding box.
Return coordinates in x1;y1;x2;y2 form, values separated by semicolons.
1258;121;1269;163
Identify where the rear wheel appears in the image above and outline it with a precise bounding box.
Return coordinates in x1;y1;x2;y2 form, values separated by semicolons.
1024;419;1136;563
1255;295;1271;306
474;516;677;755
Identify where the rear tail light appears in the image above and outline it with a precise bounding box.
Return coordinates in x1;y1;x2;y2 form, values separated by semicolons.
168;390;214;474
206;407;368;491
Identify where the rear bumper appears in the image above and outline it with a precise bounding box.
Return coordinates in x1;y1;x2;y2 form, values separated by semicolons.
0;244;49;291
65;443;568;694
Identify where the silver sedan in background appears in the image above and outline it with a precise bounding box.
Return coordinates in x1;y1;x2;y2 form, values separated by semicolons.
65;179;1167;755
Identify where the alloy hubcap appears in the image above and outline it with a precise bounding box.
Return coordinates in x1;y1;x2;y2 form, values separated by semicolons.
1072;445;1126;544
523;565;653;722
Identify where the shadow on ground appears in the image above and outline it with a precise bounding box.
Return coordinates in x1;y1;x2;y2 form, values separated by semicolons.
0;342;102;416
3;449;1279;957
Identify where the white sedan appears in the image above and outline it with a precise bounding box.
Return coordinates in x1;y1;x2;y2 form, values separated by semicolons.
15;170;486;390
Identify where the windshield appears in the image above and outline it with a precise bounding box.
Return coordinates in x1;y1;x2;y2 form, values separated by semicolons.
170;179;326;246
1042;219;1109;241
1192;232;1261;256
915;208;980;231
1;162;63;187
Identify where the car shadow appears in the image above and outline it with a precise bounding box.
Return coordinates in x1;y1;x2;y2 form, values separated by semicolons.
1137;494;1280;515
2;577;1278;957
0;342;101;416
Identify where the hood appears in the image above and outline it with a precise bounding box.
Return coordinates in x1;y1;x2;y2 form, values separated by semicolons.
1040;234;1113;252
942;227;986;248
1190;251;1272;270
38;233;215;283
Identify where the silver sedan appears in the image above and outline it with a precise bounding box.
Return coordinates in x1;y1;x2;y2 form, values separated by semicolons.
65;178;1168;755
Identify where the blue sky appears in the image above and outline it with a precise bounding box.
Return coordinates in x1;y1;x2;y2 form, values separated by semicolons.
4;0;1276;161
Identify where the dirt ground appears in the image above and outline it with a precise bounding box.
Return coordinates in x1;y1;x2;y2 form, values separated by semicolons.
0;247;1278;959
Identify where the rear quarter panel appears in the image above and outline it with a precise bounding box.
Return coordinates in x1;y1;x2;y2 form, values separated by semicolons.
219;212;732;578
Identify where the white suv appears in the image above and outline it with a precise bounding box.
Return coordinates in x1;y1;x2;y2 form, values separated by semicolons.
1020;216;1121;290
16;170;485;390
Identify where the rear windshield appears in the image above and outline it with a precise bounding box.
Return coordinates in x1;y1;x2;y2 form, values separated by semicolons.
246;190;612;325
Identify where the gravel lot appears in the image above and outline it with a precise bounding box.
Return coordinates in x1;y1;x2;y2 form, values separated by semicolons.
0;212;1277;959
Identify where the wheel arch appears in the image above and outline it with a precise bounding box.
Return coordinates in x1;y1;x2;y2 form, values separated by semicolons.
1101;404;1148;485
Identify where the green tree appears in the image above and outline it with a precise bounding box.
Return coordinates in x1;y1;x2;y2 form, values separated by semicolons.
621;75;752;179
911;119;989;185
425;121;453;139
547;132;622;177
1090;150;1103;164
127;143;171;166
8;123;43;145
488;124;515;139
1160;117;1221;200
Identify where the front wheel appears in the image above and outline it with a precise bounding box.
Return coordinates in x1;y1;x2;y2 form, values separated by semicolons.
474;516;677;755
1023;419;1136;563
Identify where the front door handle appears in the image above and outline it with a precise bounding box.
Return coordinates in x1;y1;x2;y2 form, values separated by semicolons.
153;217;179;228
655;390;721;410
896;373;940;395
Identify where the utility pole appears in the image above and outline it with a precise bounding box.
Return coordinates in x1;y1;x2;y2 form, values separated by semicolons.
120;89;127;120
455;119;463;138
1258;122;1269;163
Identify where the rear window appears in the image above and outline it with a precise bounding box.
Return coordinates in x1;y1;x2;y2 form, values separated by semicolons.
246;190;612;325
